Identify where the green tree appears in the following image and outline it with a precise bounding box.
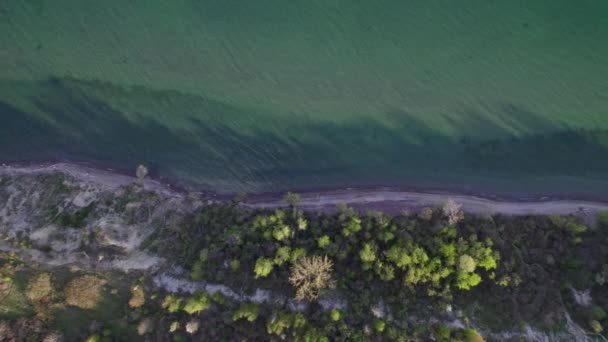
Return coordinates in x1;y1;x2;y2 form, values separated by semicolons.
374;320;386;333
342;217;362;237
284;192;301;207
318;235;331;249
254;258;275;278
290;247;308;263
233;303;260;322
360;242;378;264
183;292;211;315
458;255;476;273
386;245;412;269
162;294;183;313
330;309;342;321
274;246;292;266
272;224;291;241
455;272;482;290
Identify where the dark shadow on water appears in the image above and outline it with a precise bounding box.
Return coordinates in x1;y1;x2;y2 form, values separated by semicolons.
1;77;607;197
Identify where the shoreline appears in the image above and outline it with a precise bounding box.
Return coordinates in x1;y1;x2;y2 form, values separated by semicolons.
1;160;608;216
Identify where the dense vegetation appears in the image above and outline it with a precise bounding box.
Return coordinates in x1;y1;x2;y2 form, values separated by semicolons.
1;176;608;341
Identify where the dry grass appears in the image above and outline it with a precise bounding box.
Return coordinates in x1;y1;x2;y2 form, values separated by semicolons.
64;275;107;309
25;273;54;302
128;285;145;308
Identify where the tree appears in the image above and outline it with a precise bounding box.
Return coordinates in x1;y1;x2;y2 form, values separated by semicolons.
183;292;211;315
360;242;378;264
290;247;307;263
233;303;260;322
443;199;464;225
330;309;342;321
374;320;386;333
342;217;362;237
284;192;301;207
135;164;148;181
386;245;412;269
274;246;291;266
374;261;395;281
318;235;331;249
289;255;334;301
272;224;291;241
254;258;274;278
455;272;482;290
458;255;476;273
162;294;183;313
418;207;434;221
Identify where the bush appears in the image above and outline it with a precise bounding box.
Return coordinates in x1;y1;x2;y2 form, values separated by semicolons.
64;275;107;309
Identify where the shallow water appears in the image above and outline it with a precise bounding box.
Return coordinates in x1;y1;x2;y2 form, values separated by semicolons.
1;1;607;197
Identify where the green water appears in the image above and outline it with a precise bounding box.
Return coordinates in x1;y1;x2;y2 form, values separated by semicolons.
1;1;608;196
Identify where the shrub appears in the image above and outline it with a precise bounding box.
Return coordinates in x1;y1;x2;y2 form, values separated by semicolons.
64;275;107;309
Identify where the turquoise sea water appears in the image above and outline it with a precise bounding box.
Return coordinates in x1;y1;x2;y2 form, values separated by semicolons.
1;1;607;196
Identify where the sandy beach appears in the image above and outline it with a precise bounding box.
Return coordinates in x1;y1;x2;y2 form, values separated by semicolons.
2;161;607;216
